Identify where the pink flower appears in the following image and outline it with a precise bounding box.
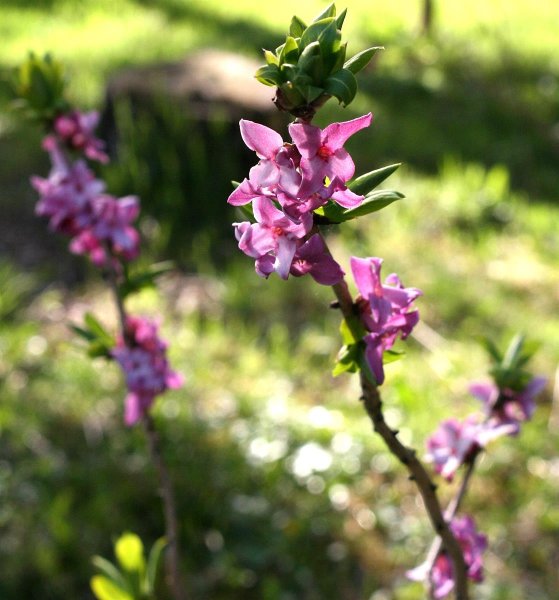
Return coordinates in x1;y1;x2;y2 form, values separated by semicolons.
407;515;487;598
289;234;344;285
112;316;183;426
289;113;372;197
469;376;546;431
69;194;140;266
53;110;109;163
234;197;312;279
350;256;422;384
425;417;482;481
32;142;105;236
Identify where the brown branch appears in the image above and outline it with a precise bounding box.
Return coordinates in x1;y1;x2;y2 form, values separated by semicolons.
105;257;187;600
320;232;469;599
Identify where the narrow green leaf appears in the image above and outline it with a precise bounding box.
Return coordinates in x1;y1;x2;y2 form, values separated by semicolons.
323;68;357;106
313;2;336;22
332;345;360;376
92;557;129;590
90;576;133;600
348;163;401;195
70;324;97;342
344;46;383;74
340;318;360;345
340;190;405;220
502;334;526;370
383;349;405;365
289;15;307;38
84;312;114;347
297;41;321;75
330;43;347;74
335;8;347;29
481;337;502;363
146;537;167;593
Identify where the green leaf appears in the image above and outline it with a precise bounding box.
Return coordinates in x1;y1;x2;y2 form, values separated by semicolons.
297;41;321;77
332;344;360;376
146;537;167;593
348;163;401;195
279;36;299;65
481;337;502;363
339;317;360;345
255;64;281;87
300;17;336;51
317;19;341;58
70;324;97;342
323;68;357;106
115;532;145;574
344;46;383;74
313;3;336;22
289;15;307;38
263;50;279;66
315;189;404;223
335;8;347;29
329;43;347;74
92;556;129;590
340;190;405;220
91;576;133;600
383;349;405;365
236;202;254;221
120;261;175;300
84;312;114;347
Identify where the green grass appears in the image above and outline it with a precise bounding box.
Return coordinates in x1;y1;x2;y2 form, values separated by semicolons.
1;1;559;598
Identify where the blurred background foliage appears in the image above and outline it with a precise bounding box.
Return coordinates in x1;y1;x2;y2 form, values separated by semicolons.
0;0;558;599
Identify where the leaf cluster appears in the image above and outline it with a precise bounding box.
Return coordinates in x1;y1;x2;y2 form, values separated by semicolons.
483;334;540;391
255;3;382;118
91;533;166;600
10;52;69;121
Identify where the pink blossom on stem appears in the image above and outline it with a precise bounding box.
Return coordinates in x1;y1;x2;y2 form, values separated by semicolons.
289;113;372;196
69;194;140;266
350;256;422;384
112;316;183;426
234;197;312;279
469;376;546;432
53;110;109;163
407;515;487;598
289;234;344;285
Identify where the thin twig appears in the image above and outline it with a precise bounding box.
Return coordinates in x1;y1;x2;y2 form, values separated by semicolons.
105;257;186;600
320;232;469;599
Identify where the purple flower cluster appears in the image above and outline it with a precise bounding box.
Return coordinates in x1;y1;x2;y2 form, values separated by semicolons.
350;256;422;384
408;515;487;598
112;316;183;426
53;110;109;164
425;377;546;481
32;121;140;267
229;114;372;283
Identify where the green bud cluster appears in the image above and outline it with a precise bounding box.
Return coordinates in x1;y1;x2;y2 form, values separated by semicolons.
11;52;69;121
255;3;381;120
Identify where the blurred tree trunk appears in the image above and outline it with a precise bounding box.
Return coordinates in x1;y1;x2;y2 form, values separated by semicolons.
421;0;435;36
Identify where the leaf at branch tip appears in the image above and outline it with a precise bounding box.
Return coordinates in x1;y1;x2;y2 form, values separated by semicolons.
263;50;279;66
115;532;145;574
335;8;347;29
280;36;299;64
92;556;129;590
255;64;281;87
300;17;336;51
324;68;357;106
289;15;307;38
348;163;401;195
344;46;384;74
313;2;336;23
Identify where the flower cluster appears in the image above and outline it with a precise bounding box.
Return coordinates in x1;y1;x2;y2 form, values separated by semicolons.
408;515;487;598
229;114;373;283
112;316;183;426
32;117;140;267
350;256;422;384
52;109;109;163
425;376;546;481
31;107;182;425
